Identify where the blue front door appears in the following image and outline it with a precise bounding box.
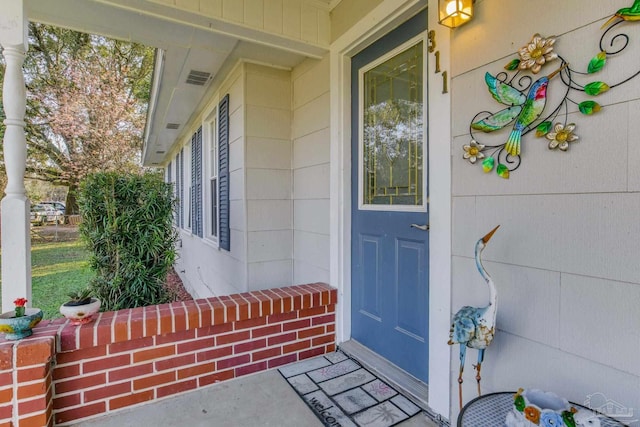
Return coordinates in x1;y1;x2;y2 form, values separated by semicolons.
351;11;429;383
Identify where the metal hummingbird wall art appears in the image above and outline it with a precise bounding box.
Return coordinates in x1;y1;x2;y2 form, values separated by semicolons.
465;1;640;179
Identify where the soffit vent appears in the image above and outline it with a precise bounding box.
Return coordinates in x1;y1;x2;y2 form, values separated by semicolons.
186;70;211;86
166;123;180;130
156;150;166;154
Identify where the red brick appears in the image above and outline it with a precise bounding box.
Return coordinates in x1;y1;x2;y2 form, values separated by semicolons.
0;388;12;404
299;306;326;318
0;404;10;420
267;332;296;346
155;354;195;372
217;354;250;370
312;314;334;326
195;300;213;327
252;347;281;362
133;371;176;390
55;402;105;425
268;312;297;324
18;395;48;415
158;307;173;334
108;363;153;382
0;344;12;370
283;340;311;354
239;293;261;318
199;369;234;387
133;345;175;363
216;331;250;346
95;314;114;347
18;381;46;399
156;329;195;345
326;343;336;353
327;324;335;333
60;328;78;352
109;390;154;411
221;299;237;323
171;303;187;331
129;313;144;341
283;319;310;332
144;306;159;336
196;323;233;338
18;365;48;382
236;361;266;377
156;379;196;399
252;324;281;338
177;362;215;380
0;373;10;389
210;300;225;324
184;301;200;329
176;338;214;354
53;393;80;410
234;317;266;331
85;382;131;402
300;347;324;360
252;293;272;317
78;323;95;349
196;346;233;363
55;373;105;395
298;326;325;339
17;412;48;427
16;339;54;367
268;353;297;369
52;363;80;381
109;337;153;354
113;310;130;342
56;345;107;365
83;354;130;374
234;338;266;354
234;297;249;321
312;334;335;347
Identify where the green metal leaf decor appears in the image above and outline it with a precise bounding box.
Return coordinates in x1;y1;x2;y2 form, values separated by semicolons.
584;81;610;96
482;157;495;173
579;100;602;115
587;51;607;74
536;121;552;137
467;11;640;180
496;164;510;179
504;59;521;71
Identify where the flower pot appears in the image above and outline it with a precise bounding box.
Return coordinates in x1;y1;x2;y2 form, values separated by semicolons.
505;388;578;427
0;308;43;340
60;298;101;325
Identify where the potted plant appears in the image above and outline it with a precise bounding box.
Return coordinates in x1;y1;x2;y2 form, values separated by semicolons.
59;288;101;325
0;298;43;340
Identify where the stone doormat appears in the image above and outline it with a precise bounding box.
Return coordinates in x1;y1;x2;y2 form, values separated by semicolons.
278;351;423;427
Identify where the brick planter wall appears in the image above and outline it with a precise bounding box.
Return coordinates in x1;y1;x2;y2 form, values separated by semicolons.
0;283;336;426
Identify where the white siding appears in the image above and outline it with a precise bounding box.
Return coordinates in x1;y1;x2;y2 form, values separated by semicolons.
174;65;248;297
449;0;640;420
245;63;293;290
292;55;331;284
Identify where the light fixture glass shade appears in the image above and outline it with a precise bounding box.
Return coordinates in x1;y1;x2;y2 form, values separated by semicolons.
438;0;473;28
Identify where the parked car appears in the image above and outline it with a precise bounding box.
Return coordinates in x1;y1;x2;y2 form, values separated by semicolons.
30;203;64;225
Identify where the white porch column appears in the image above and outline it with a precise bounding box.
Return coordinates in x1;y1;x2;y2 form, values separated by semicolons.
0;0;31;313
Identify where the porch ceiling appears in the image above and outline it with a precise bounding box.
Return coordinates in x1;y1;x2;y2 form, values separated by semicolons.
25;0;331;166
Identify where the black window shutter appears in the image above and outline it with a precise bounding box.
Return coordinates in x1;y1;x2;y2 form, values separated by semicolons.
218;94;230;251
178;148;184;228
193;126;203;238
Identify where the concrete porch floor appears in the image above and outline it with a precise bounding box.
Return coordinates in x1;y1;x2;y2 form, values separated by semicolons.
72;368;441;427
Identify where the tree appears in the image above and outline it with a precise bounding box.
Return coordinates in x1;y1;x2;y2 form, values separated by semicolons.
0;23;154;213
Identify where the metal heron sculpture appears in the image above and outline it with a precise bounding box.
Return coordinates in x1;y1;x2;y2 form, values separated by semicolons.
448;225;500;409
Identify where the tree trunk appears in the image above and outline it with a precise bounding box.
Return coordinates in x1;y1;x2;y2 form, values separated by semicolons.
65;182;79;215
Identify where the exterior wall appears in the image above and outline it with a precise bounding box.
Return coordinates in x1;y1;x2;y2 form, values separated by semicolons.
330;0;384;42
245;63;294;291
0;284;336;426
174;64;247;297
145;0;330;47
291;55;331;284
449;0;639;420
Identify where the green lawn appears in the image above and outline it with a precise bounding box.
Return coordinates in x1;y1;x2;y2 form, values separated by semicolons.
1;238;94;320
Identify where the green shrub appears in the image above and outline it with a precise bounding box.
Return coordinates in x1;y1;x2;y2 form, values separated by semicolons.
78;172;178;311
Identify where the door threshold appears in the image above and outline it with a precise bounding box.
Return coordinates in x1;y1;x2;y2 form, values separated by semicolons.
338;340;449;425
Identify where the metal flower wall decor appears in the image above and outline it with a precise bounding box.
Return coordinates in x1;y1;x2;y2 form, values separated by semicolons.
465;1;640;179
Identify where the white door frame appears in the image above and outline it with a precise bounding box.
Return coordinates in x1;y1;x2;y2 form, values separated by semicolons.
329;0;452;419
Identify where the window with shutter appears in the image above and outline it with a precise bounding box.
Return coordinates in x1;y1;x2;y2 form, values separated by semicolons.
178;148;184;228
190;127;203;238
218;94;230;251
